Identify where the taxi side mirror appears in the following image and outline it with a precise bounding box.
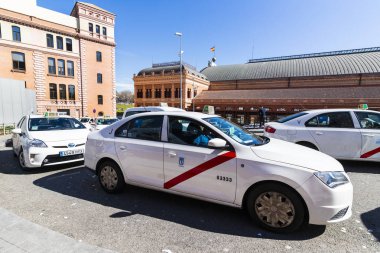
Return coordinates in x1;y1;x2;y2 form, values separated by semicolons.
208;138;228;148
12;128;22;135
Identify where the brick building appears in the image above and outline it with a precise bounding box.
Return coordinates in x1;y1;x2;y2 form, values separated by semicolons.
133;62;209;110
0;0;116;118
196;48;380;124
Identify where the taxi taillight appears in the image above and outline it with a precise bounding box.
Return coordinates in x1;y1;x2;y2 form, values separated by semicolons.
265;125;276;134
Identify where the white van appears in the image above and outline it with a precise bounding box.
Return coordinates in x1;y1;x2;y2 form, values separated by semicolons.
122;106;184;118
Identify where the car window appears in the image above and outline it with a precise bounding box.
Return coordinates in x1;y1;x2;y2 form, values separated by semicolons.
305;112;354;128
28;117;86;131
204;117;265;146
355;111;380;129
115;115;163;141
96;118;118;125
276;112;308;123
124;111;145;118
17;117;25;128
168;116;222;148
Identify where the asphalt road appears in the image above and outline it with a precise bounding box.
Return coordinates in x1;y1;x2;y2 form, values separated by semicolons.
0;135;379;253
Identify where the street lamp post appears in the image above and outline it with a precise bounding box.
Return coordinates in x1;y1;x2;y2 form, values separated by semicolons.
175;32;183;109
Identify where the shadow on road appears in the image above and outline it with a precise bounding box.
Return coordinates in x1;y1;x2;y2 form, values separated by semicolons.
361;207;380;242
34;167;326;240
340;160;380;174
0;148;83;175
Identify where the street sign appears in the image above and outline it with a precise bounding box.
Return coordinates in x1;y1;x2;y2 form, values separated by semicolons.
93;108;96;113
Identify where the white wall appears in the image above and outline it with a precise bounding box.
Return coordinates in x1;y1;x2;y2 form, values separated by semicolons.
0;0;77;28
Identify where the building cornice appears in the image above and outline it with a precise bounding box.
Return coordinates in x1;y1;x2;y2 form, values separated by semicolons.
78;34;116;47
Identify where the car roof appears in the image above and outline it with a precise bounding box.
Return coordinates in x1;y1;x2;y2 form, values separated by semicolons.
28;114;73;119
127;111;218;120
125;106;184;112
303;108;380;114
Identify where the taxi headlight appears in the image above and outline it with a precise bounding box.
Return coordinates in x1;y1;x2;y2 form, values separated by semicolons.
314;171;349;188
29;139;48;148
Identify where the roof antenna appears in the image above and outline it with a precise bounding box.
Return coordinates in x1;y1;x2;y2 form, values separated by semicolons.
251;39;255;60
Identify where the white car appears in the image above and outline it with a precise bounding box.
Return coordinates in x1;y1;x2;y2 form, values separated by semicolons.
94;118;119;131
85;111;353;232
79;117;95;131
264;109;380;161
123;106;184;118
12;114;89;170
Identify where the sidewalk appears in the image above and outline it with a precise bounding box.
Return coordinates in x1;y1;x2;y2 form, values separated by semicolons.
0;208;115;253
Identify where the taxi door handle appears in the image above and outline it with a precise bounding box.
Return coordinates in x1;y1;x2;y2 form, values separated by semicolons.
315;132;323;135
119;145;127;150
168;151;177;157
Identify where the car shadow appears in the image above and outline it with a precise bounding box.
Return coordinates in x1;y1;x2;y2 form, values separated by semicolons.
340;160;380;174
0;148;83;175
33;167;325;240
361;207;380;242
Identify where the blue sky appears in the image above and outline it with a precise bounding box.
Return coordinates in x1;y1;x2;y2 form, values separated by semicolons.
38;0;380;91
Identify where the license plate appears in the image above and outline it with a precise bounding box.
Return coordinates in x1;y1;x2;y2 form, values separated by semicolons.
59;149;84;157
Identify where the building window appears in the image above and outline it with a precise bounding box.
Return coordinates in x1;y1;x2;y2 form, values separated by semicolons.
96;51;102;62
0;23;2;38
68;85;75;100
175;88;179;98
58;59;65;75
187;88;191;98
165;88;171;98
46;34;54;48
194;89;198;97
98;95;103;104
146;89;152;98
12;52;25;71
137;89;143;98
48;57;56;74
57;36;63;50
49;83;57;99
96;25;100;34
89;23;93;32
66;38;72;51
12;26;21;42
155;89;161;98
102;27;107;36
59;84;66;100
67;61;74;76
97;73;103;83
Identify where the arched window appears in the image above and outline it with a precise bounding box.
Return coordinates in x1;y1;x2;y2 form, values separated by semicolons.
102;27;107;36
89;23;93;32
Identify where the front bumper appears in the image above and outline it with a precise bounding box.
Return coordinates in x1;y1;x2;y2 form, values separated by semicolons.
298;174;353;225
23;146;85;168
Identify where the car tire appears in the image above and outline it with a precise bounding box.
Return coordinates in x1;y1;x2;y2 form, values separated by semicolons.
18;149;31;171
246;183;306;233
98;161;125;194
296;141;319;151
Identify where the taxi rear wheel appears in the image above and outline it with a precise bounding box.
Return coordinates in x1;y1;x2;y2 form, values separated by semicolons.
246;183;306;233
98;161;125;194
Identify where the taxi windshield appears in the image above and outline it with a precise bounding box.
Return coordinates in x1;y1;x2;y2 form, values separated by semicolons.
29;117;86;131
203;117;266;146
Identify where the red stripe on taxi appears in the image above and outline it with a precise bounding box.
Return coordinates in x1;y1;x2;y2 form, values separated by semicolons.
164;151;236;189
360;147;380;158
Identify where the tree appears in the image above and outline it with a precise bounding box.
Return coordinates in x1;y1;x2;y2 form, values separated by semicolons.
117;90;134;104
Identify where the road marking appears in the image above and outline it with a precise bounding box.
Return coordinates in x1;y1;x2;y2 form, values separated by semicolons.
360;147;380;158
164;151;236;189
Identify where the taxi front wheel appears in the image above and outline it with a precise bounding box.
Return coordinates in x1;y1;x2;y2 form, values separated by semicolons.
98;161;125;194
246;183;306;233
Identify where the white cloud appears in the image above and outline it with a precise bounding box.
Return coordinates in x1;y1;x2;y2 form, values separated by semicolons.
116;83;134;92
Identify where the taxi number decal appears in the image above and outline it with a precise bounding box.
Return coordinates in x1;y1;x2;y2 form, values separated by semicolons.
217;175;232;182
164;151;236;189
360;147;380;158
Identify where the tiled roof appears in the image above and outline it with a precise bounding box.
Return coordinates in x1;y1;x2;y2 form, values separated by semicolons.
137;62;208;80
193;86;380;100
201;47;380;81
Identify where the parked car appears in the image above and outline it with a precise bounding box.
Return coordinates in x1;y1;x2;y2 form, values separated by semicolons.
122;106;184;118
12;113;89;170
94;117;119;131
85;111;352;232
79;117;94;130
264;109;380;161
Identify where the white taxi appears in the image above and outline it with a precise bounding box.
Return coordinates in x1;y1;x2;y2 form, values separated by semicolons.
94;118;119;131
12;113;89;170
264;109;380;161
85;111;353;232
